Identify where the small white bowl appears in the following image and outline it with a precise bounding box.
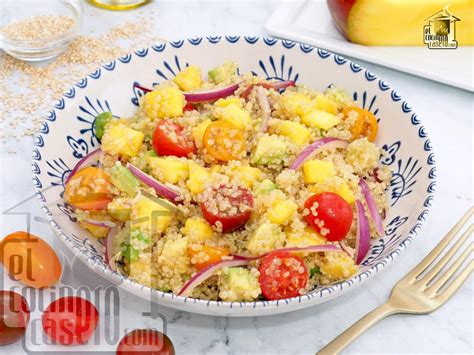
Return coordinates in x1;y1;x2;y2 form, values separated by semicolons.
0;0;82;62
32;37;436;316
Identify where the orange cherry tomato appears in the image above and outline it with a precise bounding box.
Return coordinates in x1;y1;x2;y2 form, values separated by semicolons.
64;166;114;210
203;121;245;162
188;245;231;270
0;231;62;288
343;106;378;142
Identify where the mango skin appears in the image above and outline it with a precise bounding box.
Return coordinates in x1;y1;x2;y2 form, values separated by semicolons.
327;0;473;45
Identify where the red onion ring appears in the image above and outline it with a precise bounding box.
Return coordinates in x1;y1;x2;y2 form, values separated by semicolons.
354;199;371;265
178;259;249;296
359;179;384;236
82;219;116;228
290;138;349;170
256;86;271;134
104;224;123;271
65;149;103;185
183;83;240;103
126;163;182;204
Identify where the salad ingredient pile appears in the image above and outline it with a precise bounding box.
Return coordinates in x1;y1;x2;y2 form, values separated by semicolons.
64;62;391;301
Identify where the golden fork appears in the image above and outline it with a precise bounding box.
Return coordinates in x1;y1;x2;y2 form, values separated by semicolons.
318;207;473;355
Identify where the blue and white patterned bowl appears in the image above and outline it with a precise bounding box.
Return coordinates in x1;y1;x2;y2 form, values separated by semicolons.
32;37;435;316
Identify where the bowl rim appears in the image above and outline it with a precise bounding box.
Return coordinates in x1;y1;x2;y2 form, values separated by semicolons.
32;36;436;313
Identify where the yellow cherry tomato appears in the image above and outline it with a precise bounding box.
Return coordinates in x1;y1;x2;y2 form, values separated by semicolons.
188;245;230;270
343;106;378;142
0;232;62;288
203;121;245;162
64;166;114;210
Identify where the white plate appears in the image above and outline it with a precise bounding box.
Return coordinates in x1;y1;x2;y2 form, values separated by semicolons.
265;0;473;92
33;36;435;316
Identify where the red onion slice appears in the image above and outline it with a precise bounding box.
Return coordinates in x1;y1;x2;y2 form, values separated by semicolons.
65;149;103;185
83;219;116;228
232;244;342;261
105;224;122;271
290;138;349;170
183;83;240;103
133;83;152;93
354;199;371;265
269;80;296;90
178;259;249;296
126;163;182;204
359;179;384;236
339;240;355;258
256;86;271;134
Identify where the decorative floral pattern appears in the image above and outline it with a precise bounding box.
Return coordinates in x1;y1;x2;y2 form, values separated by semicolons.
32;36;436;315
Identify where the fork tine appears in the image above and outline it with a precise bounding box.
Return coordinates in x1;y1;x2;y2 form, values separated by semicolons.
427;243;473;297
418;224;473;288
434;260;473;305
405;207;473;282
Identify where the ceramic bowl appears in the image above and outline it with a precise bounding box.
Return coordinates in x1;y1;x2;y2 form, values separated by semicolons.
32;37;436;316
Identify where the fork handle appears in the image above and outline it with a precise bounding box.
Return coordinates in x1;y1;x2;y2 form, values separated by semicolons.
317;302;399;355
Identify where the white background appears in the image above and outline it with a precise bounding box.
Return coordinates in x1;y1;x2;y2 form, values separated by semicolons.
1;1;473;354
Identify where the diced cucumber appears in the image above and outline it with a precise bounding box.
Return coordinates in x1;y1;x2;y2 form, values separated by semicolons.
110;165;139;196
254;179;277;195
208;61;237;84
93;112;113;141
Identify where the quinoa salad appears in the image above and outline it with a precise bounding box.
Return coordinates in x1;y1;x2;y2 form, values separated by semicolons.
64;61;391;302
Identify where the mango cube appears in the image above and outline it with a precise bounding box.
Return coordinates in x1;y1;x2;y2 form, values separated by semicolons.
182;217;214;243
279;91;313;117
315;96;338;115
173;65;202;91
267;199;298;225
186;162;210;195
321;251;358;281
302;160;336;184
270;120;310;146
286;227;327;248
192;119;212;147
231;165;264;188
214;103;251;130
215;97;242;107
147;157;189;184
301;109;341;130
144;86;185;120
131;196;174;234
101;122;144;157
247;223;284;255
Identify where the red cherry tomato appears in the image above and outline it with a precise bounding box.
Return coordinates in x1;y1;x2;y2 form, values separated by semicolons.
304;192;353;242
183;103;195;112
0;231;62;288
42;296;99;345
117;329;175;355
152;120;196;157
200;184;254;233
0;290;30;345
258;251;308;300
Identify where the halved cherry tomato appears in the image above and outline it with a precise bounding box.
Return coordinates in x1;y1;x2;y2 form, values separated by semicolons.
0;290;30;345
152;120;196;157
0;231;62;288
343;106;378;142
258;251;308;300
203;121;245;162
64;166;114;210
42;296;99;345
200;184;254;232
304;192;353;242
183;103;196;112
117;329;175;355
188;245;230;270
240;83;272;100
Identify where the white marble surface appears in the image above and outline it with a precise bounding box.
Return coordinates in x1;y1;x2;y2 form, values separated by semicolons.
1;1;473;354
